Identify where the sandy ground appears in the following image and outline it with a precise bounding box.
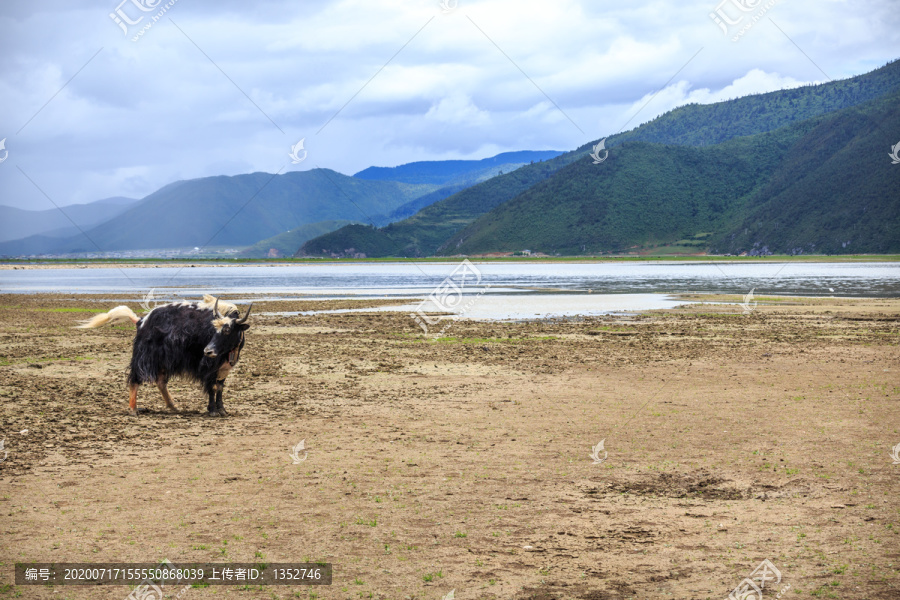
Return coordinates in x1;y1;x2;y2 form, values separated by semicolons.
0;293;898;600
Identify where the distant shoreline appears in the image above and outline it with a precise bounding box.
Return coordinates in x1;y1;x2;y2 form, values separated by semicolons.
1;254;899;269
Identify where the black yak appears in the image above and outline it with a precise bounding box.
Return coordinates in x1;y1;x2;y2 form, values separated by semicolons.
78;295;251;417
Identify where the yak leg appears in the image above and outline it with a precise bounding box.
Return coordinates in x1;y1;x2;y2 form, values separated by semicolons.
209;362;233;417
156;371;178;412
215;379;228;416
128;382;149;415
206;382;227;417
206;387;218;417
128;382;139;416
206;380;227;417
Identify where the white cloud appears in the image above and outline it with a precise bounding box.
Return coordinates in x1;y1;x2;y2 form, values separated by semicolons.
425;93;490;125
0;0;898;209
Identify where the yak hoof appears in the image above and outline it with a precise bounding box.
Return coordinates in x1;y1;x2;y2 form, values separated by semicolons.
129;407;149;416
206;410;225;417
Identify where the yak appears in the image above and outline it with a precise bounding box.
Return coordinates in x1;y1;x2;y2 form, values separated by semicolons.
78;295;251;417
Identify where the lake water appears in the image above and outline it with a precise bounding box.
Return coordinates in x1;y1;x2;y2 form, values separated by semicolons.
1;261;897;320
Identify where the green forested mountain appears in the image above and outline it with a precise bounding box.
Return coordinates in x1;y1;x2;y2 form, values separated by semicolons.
440;139;773;255
302;59;900;257
440;91;899;255
239;220;358;258
302;224;405;257
710;93;900;254
614;60;900;147
301;152;586;256
369;159;556;226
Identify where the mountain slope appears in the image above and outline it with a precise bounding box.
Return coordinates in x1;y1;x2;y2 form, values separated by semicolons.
301;154;585;256
373;183;471;226
0;150;567;256
354;150;563;184
369;160;554;226
441;90;900;255
440;139;785;255
239;220;357;258
615;61;900;148
0;171;435;255
302;224;405;258
0;196;138;243
302;59;900;257
89;170;435;251
710;92;900;254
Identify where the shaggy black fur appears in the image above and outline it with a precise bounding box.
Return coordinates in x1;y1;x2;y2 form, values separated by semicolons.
128;302;249;416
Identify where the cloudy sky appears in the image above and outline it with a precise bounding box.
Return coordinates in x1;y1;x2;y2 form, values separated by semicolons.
1;0;898;209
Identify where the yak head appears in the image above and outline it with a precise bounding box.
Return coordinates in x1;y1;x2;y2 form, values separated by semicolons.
204;299;252;361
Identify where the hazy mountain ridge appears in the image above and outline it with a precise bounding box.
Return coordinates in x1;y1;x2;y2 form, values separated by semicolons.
0;171;434;255
354;150;564;184
0;196;138;243
0;150;562;256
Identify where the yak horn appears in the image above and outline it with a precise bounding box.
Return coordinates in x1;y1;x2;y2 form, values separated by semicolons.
238;303;253;323
213;298;220;318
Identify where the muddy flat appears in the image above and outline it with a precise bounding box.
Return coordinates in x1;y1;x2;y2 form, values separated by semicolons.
0;293;898;599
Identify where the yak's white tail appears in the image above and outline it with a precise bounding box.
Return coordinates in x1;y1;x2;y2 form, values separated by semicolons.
76;305;140;329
